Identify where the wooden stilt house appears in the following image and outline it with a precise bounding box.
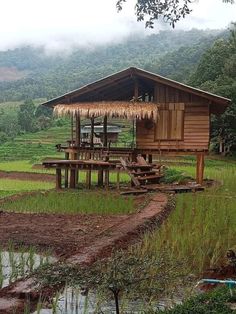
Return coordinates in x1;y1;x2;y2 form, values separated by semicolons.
42;67;230;188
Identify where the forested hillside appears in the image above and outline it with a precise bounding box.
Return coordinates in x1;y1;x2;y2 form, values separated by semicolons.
0;26;235;154
189;24;236;154
0;29;226;102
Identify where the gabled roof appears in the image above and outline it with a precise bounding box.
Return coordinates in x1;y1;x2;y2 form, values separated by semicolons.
42;67;231;112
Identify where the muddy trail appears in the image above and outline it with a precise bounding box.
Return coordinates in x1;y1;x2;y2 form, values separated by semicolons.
0;170;55;182
0;193;169;313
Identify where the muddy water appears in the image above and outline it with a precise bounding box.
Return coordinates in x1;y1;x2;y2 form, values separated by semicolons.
0;250;54;288
33;286;181;314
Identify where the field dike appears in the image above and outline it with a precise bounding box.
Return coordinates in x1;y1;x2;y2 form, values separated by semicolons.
0;192;169;313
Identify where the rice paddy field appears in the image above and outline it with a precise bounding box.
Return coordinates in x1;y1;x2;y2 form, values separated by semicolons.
0;117;236;313
1;190;134;215
135;157;236;276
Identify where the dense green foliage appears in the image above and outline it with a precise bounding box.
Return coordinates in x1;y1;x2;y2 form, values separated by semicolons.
0;99;53;145
155;287;234;314
189;24;236;154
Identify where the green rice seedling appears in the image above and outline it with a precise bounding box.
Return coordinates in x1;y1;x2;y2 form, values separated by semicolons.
136;159;236;277
83;294;89;314
23;304;30;314
36;299;43;314
27;246;36;272
0;243;52;289
52;292;60;314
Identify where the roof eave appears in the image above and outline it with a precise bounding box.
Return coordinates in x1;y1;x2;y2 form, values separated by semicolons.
41;66;231;108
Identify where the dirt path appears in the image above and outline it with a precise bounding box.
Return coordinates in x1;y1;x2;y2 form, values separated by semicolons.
0;193;169;313
0;211;129;257
0;170;55;182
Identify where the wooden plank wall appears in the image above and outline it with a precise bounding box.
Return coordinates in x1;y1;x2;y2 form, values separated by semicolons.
136;83;210;151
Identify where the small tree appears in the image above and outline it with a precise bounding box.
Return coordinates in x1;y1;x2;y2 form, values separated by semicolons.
18;100;37;133
76;251;187;313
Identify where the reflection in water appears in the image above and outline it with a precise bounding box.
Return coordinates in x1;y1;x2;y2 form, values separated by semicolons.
0;250;53;288
33;286;181;314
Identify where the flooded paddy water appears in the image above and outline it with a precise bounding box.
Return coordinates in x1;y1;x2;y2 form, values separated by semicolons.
0;248;54;288
32;286;182;314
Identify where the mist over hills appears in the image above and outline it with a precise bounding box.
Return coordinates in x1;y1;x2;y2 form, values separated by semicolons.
0;28;228;102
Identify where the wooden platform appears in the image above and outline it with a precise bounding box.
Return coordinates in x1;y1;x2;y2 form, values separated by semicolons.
142;183;205;193
43;159;119;189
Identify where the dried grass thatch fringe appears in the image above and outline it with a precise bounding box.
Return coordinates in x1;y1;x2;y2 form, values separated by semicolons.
53;101;159;120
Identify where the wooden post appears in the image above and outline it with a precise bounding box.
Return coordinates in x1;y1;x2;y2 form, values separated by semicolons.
85;117;94;188
117;167;120;190
105;169;109;189
103;115;107;147
148;154;153;164
64;152;69;188
90;116;94;149
133;78;138;149
75;112;80;148
71;115;74;145
98;169;103;187
196;153;205;185
75;113;81;187
86;168;92;189
70;168;76;189
56;168;62;190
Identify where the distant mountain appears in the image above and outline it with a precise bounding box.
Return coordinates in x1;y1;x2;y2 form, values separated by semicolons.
0;29;228;102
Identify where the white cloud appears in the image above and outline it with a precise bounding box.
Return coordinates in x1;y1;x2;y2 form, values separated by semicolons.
0;0;235;52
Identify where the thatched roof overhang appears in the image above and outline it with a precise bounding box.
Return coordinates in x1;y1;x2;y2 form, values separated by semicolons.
54;101;159;120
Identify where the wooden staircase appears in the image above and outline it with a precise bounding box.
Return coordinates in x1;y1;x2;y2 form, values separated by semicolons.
120;156;164;188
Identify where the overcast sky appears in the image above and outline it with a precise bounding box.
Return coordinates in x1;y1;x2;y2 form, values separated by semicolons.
0;0;235;52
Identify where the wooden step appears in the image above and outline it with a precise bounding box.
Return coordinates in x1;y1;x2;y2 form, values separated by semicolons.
137;174;164;181
120;189;148;195
132;170;156;176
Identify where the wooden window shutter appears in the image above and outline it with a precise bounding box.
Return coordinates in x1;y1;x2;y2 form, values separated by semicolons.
155;103;184;140
155;110;170;140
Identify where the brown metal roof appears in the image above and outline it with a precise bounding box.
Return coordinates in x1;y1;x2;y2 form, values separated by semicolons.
41;67;231;112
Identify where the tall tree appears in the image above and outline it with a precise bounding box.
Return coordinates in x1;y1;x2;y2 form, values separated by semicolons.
190;24;236;154
117;0;235;28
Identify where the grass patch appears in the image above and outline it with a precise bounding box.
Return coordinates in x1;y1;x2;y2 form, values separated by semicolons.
1;190;135;215
0;178;54;199
0;160;55;174
154;286;235;314
161;168;191;184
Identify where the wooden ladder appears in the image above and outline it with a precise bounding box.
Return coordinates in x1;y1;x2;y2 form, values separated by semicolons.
120;157;164;187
